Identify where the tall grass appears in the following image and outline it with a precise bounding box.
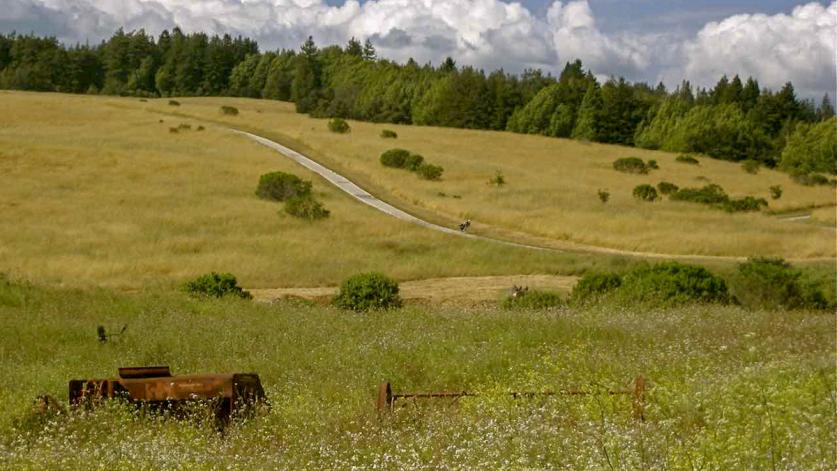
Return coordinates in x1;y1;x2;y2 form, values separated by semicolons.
0;281;833;468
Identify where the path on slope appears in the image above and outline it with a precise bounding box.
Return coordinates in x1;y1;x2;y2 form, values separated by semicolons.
234;129;833;263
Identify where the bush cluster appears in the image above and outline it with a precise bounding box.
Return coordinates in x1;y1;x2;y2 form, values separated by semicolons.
284;196;330;220
380;129;398;139
722;196;767;213
220;105;239;116
183;272;251;299
657;181;679;195
502;290;564;310
731;257;830;310
670;184;767;213
380;148;444;180
791;172;832;187
632;184;659;202
571;262;729;307
333;272;402;312
612;157;650;174
327;118;350;133
675;154;699;165
741;159;761;174
256;172;312;202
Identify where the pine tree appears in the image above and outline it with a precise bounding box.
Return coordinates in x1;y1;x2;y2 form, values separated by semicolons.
345;37;362;57
818;94;834;120
572;83;603;141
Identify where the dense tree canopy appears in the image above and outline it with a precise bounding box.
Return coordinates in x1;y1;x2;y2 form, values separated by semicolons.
1;30;833;175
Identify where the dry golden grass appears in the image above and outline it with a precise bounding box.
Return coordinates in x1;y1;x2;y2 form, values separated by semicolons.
0;91;609;289
159;96;835;258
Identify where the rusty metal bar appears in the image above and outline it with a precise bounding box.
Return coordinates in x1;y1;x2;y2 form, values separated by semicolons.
377;376;647;421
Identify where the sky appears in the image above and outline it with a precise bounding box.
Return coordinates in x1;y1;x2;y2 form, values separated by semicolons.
2;0;835;100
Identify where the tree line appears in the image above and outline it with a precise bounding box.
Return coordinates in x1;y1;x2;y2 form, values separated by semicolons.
1;29;834;175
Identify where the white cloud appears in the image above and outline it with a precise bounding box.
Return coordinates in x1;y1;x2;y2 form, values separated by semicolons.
1;0;834;98
677;2;837;98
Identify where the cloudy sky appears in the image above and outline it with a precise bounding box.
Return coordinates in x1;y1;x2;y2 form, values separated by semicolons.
3;0;835;99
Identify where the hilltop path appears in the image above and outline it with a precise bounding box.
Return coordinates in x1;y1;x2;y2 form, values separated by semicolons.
234;129;832;263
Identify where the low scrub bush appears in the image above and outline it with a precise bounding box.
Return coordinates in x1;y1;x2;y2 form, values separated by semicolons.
769;185;783;200
676;154;700;165
183;272;251;299
721;196;767;213
168;100;180;106
597;189;610;203
256;172;312;202
284;196;330;220
380;129;398;138
570;272;622;304
380;149;411;168
731;257;829;310
168;127;179;134
404;154;424;171
791;172;831;186
741;159;761;174
417;163;444;181
220;105;239;116
657;181;679;195
333;272;402;312
327;118;350;134
196;125;205;131
647;159;659;170
613;157;648;174
489;171;506;186
633;184;659;202
502;290;564;310
671;184;729;205
177;123;191;130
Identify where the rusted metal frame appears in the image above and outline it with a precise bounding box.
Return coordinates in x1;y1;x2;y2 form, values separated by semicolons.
378;376;647;421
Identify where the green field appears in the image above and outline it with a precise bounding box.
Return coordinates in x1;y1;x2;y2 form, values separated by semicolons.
0;91;834;468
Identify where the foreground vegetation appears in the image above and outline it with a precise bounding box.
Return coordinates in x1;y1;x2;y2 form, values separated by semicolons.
0;277;834;469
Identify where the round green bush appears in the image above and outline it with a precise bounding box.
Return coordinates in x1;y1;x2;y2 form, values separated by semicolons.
328;118;350;134
617;262;729;306
633;184;659;202
502;290;564;310
284;196;330;220
333;272;402;312
404;154;425;171
613;157;648;174
657;181;679;195
646;160;659;170
380;129;398;139
417;163;444;181
256;172;312;202
380;149;411;168
769;185;783;200
183;272;251;299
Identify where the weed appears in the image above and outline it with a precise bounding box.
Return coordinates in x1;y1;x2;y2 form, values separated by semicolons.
489;170;506;186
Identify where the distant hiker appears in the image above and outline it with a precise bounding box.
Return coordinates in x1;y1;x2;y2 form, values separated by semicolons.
459;219;471;232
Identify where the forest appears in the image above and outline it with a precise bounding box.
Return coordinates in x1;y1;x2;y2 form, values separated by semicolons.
1;29;834;176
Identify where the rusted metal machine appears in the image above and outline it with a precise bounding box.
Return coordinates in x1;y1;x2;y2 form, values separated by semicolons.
377;376;647;420
69;366;267;422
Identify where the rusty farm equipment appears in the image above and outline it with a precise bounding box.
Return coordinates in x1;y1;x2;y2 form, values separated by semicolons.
69;366;267;423
377;376;647;420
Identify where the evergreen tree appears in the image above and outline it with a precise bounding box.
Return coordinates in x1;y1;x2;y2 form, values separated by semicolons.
818;94;835;120
572;83;603;141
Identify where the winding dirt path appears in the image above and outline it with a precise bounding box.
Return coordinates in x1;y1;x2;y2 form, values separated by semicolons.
235;129;834;263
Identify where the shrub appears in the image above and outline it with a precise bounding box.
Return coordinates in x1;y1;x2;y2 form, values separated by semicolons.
380;129;398;139
380;148;411;168
284;196;330;220
183;272;251;299
657;181;679;195
570;272;622;304
613;157;648;174
417;163;444;181
741;159;761;174
502;290;564;310
769;185;783;200
197;125;205;131
168;100;180;106
327;118;350;134
489;171;506;186
671;184;729;205
256;172;312;202
597;189;610;203
220;105;239;116
404;154;425;171
633;184;659;202
177;123;191;130
676;154;699;165
732;257;828;310
721;196;767;213
168;127;179;134
646;159;659;170
333;272;402;312
617;262;729;306
791;172;830;186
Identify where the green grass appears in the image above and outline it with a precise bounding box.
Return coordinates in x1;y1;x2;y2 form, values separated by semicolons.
0;279;833;468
